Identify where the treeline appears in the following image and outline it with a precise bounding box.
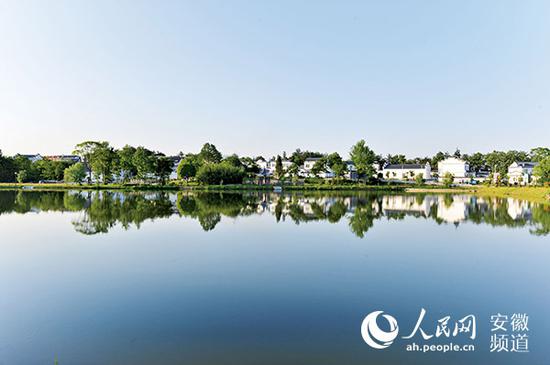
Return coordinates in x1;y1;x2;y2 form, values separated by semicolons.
0;141;549;185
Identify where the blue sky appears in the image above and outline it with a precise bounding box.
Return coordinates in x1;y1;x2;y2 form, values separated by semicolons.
0;0;549;158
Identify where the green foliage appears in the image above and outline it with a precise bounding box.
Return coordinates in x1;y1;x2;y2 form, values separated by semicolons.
132;146;156;181
240;157;260;175
311;157;327;177
275;155;284;179
431;151;449;168
195;163;246;185
73;141;101;181
533;157;550;184
0;150;17;182
89;142;117;183
415;173;424;185
350;140;376;180
531;147;550;162
289;149;323;167
443;172;454;187
485;150;530;177
155;156;173;184
223;154;243;168
177;155;199;179
198;142;222;164
64;163;87;183
117;145;137;181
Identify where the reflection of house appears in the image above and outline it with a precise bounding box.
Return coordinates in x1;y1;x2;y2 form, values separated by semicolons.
506;198;532;220
436;195;469;223
382;163;431;180
508;162;538;185
438;157;470;183
380;195;435;216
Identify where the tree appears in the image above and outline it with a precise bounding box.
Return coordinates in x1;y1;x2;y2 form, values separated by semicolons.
177;155;199;180
195;163;245;185
117;145;137;182
13;155;39;182
415;173;424;185
431;151;449;168
465;152;485;173
64;163;87;183
531;147;550;162
223;154;243;168
132;147;156;181
275;155;284;179
453;148;461;158
443;172;454;187
73;141;101;182
533;157;550;184
287;162;300;180
240;157;260;175
350;140;376;181
289;149;323;167
311;157;327;177
89;142;116;183
199;143;222;164
155;156;173;184
0;152;17;182
327;152;346;179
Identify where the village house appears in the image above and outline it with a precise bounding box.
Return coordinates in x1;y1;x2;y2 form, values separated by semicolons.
507;161;538;185
18;154;43;163
381;162;431;180
44;155;81;163
438;157;471;183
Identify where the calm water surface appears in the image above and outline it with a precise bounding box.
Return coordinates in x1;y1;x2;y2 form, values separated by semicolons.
0;190;548;365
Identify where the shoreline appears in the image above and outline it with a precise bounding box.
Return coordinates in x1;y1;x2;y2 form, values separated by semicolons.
0;183;548;204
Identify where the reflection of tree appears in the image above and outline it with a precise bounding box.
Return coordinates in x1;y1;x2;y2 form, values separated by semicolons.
348;200;378;238
531;205;550;236
0;190;547;237
176;192;257;231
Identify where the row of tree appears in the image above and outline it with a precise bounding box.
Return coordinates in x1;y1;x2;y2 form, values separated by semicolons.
0;142;549;185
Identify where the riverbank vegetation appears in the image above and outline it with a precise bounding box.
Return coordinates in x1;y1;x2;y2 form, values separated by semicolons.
1;142;549;191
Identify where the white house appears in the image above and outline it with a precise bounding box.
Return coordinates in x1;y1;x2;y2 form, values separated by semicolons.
303;157;321;171
507;161;538;185
438;157;470;183
382;163;431;180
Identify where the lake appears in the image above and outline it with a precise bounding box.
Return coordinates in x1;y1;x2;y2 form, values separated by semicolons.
0;190;548;365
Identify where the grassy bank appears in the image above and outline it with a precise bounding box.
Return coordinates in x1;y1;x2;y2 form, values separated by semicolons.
407;186;550;204
470;186;550;204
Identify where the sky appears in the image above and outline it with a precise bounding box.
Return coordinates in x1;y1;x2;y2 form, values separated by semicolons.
0;0;549;159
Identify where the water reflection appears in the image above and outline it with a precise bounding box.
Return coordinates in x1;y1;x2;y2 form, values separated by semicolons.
0;190;548;237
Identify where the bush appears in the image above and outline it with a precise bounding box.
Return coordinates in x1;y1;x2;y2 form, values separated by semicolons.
195;163;246;185
442;172;454;187
64;163;87;183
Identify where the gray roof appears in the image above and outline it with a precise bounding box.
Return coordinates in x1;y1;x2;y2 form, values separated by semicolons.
515;161;538;168
384;164;424;170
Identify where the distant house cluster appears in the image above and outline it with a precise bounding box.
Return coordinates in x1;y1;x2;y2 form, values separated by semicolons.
255;157;358;179
254;155;539;185
18;154;81;163
14;152;539;185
